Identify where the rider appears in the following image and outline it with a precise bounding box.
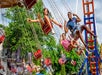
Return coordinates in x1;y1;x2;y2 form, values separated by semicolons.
60;33;77;52
27;8;62;34
64;12;96;47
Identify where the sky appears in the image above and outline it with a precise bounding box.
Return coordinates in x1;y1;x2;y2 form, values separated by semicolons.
0;8;11;26
0;0;102;44
42;0;102;44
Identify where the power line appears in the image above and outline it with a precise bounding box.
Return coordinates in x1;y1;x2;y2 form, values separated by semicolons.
64;0;73;12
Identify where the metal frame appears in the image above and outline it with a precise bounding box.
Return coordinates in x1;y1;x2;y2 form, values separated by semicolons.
79;0;100;75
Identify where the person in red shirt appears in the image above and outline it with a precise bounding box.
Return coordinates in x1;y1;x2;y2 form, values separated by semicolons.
27;8;62;34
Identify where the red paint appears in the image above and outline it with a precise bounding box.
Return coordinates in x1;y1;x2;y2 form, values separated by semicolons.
34;49;42;59
44;58;52;66
0;35;5;43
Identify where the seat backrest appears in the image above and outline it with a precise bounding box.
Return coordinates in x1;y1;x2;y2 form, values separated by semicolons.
24;0;37;9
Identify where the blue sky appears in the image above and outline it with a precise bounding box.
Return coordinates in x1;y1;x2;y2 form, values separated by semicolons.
0;0;102;44
0;8;11;25
42;0;102;44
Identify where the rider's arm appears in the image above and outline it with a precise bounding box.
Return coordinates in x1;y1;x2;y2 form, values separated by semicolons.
64;21;68;34
73;14;81;22
51;18;62;28
60;35;63;44
27;18;40;22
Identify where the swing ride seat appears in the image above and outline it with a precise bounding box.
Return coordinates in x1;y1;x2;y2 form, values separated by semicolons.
34;49;42;59
0;0;37;8
37;13;52;35
0;0;22;8
44;58;52;66
24;0;37;9
0;35;5;43
42;24;52;35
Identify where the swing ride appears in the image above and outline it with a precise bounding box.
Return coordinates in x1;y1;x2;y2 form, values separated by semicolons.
0;0;101;75
0;0;37;9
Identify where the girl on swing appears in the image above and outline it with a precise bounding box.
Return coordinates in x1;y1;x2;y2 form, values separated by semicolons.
60;32;91;56
27;8;62;34
60;33;77;52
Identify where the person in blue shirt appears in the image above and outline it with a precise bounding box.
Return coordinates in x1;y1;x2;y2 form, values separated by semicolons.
64;12;96;48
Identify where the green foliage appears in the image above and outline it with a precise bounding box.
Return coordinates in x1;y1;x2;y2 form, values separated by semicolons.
61;65;66;75
0;24;5;29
